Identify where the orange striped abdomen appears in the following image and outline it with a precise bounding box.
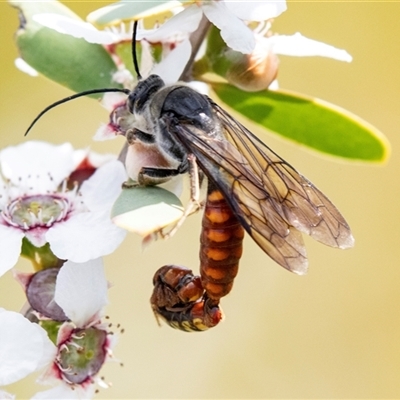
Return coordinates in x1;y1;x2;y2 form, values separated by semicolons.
200;187;244;303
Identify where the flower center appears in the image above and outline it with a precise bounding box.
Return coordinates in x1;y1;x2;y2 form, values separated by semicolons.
57;327;108;384
3;194;71;230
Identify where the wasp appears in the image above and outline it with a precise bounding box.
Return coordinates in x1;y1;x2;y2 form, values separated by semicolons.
26;22;354;331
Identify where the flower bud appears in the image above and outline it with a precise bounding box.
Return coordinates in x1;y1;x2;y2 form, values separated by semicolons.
225;44;279;92
204;26;279;92
26;268;68;321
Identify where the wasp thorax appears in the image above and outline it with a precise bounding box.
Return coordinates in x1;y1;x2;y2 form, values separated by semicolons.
3;194;70;230
56;327;108;384
226;45;279;92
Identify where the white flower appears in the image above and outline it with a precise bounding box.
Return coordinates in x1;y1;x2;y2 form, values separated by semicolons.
0;259;116;399
32;12;192;84
224;20;352;91
0;308;56;386
0;389;15;399
260;30;352;62
85;0;287;54
32;13;130;45
185;0;287;54
32;0;287;84
0;141;127;277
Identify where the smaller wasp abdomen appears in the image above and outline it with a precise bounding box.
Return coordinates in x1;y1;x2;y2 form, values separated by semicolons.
200;188;245;302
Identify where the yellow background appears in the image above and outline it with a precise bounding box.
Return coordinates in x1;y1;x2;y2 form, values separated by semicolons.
1;1;399;399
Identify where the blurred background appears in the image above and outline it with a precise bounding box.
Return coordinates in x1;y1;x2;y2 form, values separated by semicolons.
1;1;399;399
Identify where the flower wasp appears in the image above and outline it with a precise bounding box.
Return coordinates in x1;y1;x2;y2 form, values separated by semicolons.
26;21;354;331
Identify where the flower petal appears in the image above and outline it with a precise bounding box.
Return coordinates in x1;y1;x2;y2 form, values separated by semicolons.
268;32;353;62
24;227;48;248
224;0;287;21
0;141;75;187
112;201;183;236
152;38;192;83
34;325;59;371
32;383;95;400
0;309;56;385
0;389;15;399
72;149;116;170
87;0;183;25
46;211;126;262
79;160;126;212
202;2;255;54
0;225;24;277
14;57;38;77
137;5;202;42
54;259;108;328
100;91;128;113
93;123;119;141
33;13;119;45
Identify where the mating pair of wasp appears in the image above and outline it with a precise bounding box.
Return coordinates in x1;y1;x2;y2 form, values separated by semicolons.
26;22;354;332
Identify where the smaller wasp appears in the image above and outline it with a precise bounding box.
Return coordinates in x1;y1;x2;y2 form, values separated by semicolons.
151;265;223;332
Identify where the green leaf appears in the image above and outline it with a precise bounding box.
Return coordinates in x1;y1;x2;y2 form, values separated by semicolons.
212;83;390;163
111;185;183;236
87;1;179;26
10;0;121;95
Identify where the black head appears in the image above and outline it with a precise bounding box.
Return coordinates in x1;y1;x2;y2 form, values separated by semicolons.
127;74;165;114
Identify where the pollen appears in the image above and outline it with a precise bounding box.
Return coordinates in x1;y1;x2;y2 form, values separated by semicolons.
3;194;71;230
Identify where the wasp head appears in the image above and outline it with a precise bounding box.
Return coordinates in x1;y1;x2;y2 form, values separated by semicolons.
127;74;165;115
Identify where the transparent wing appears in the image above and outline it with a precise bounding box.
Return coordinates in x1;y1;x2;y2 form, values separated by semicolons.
167;102;354;274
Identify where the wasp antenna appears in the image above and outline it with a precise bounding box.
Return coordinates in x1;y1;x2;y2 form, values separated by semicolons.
132;20;142;81
24;87;131;136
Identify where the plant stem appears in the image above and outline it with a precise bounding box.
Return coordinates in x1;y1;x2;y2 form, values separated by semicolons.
179;15;211;82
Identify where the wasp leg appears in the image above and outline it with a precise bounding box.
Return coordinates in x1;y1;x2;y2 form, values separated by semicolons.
122;165;180;188
126;128;155;145
137;166;181;186
122;180;140;189
161;154;203;239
